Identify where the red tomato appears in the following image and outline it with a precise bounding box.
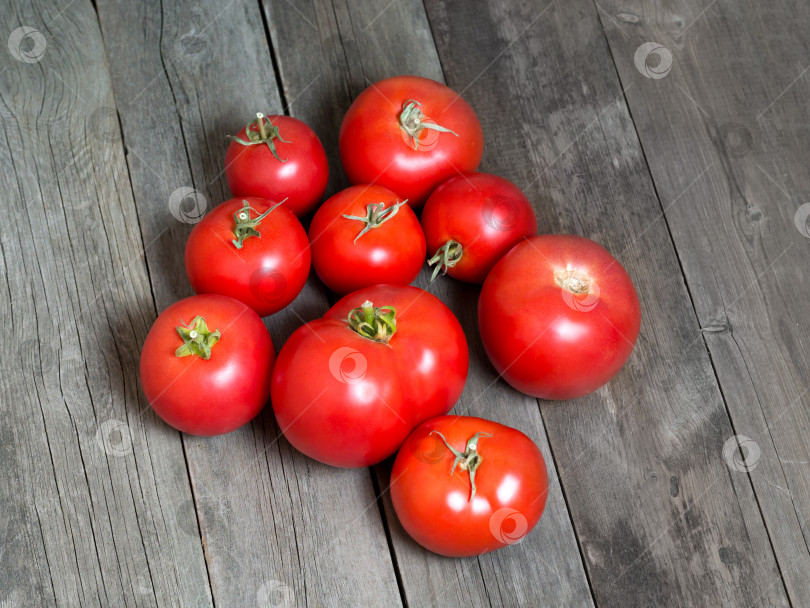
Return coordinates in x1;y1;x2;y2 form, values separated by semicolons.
339;76;484;208
139;294;274;435
225;113;328;217
421;173;537;283
309;184;426;294
271;285;468;467
479;235;641;400
391;415;548;557
184;197;311;317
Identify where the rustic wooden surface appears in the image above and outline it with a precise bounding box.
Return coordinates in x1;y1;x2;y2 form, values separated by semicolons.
2;0;808;606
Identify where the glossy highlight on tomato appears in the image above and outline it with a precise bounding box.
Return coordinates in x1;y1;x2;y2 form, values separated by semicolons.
184;197;311;317
139;294;275;436
339;76;484;207
479;234;641;400
421;172;537;283
271;285;468;467
309;184;426;294
225;113;328;217
391;415;549;557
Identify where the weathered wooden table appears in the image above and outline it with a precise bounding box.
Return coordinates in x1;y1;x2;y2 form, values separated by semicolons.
3;0;809;606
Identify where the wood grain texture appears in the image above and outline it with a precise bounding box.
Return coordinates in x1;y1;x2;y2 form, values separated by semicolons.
94;0;401;606
263;1;594;606
0;0;212;606
423;0;789;605
594;0;810;603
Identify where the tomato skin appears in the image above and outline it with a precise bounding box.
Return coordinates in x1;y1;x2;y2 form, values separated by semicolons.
309;185;426;294
271;285;468;467
325;285;468;422
391;416;548;557
339;76;484;208
184;197;311;317
478;235;641;400
139;294;274;436
421;173;537;283
225;115;328;217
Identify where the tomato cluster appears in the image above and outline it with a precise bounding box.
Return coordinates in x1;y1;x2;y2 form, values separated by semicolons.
139;75;641;558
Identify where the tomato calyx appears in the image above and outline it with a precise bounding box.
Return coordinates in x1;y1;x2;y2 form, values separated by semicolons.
398;100;458;150
232;199;285;249
427;240;463;281
430;430;493;501
554;267;593;294
227;112;291;162
341;199;409;243
347;300;397;343
175;316;221;360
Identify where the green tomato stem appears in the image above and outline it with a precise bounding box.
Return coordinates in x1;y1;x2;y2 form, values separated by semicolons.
347;300;396;343
399;100;458;150
427;240;463;281
430;430;493;501
175;316;221;360
226;112;291;162
232;199;286;249
342;199;409;243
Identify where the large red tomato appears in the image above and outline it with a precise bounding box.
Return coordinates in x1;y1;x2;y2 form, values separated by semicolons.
421;173;537;283
225;113;328;217
184;197;311;317
479;235;641;400
139;294;274;435
309;184;426;294
339;76;484;207
271;285;468;467
391;416;548;557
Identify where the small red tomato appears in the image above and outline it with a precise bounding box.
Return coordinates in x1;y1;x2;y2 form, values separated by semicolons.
421;173;537;283
309;184;426;294
139;294;274;435
339;76;484;208
271;285;468;467
391;415;549;557
184;197;311;317
479;235;641;399
225;113;328;217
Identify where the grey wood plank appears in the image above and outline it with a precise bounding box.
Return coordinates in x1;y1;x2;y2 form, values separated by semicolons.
423;0;791;606
93;0;403;606
263;1;595;606
0;1;212;606
594;0;810;603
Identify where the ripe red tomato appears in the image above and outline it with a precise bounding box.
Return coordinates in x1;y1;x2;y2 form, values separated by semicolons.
391;415;548;557
339;76;484;208
271;285;468;467
184;197;311;317
309;184;426;294
421;173;537;283
139;294;274;435
479;235;641;400
225;113;328;217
